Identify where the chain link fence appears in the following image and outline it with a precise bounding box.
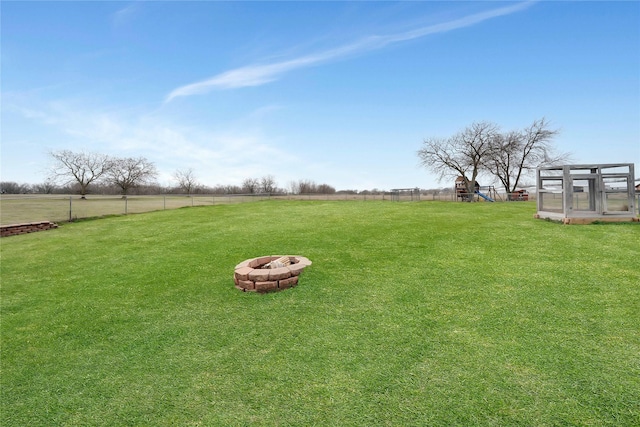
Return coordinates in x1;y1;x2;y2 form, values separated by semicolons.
1;191;540;226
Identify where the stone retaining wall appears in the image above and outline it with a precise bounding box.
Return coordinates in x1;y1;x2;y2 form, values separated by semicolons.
234;255;312;293
1;221;59;237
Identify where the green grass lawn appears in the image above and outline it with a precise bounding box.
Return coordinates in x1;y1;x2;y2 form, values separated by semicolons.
1;201;639;426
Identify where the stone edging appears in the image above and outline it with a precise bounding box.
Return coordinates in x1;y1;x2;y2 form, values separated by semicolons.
234;255;312;293
1;221;58;237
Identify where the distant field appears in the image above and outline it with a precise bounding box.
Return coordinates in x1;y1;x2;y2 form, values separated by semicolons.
1;201;639;426
0;195;232;225
0;193;451;226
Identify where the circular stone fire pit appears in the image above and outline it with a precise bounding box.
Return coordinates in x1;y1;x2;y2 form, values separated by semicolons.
234;255;312;293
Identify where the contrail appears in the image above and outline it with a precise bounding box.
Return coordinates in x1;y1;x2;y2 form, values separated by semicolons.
165;1;535;103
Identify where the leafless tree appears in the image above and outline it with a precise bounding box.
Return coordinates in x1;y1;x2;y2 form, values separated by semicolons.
0;181;31;194
298;180;316;194
288;179;335;194
418;122;498;201
43;179;57;194
33;179;56;194
108;156;158;196
288;180;300;194
317;183;336;194
48;150;113;198
224;185;243;194
259;175;277;194
242;178;260;194
484;118;567;194
173;168;198;194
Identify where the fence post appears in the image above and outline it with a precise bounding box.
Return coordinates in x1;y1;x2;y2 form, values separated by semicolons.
164;196;166;210
125;196;128;215
69;196;72;222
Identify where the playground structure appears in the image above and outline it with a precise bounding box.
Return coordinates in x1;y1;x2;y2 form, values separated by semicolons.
536;163;638;224
454;176;496;202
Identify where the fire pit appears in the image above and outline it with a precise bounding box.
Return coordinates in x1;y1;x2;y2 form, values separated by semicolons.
233;255;312;293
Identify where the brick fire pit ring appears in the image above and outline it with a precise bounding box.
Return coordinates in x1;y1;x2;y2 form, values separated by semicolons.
234;255;312;292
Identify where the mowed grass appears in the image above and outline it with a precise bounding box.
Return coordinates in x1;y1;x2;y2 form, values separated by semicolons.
0;195;215;225
1;201;639;426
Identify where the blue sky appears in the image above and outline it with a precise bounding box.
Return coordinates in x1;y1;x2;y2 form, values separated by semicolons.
2;1;639;191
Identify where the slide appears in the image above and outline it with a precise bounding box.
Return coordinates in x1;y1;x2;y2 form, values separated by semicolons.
475;191;495;202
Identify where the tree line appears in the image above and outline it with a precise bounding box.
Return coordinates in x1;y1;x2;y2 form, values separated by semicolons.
0;150;337;196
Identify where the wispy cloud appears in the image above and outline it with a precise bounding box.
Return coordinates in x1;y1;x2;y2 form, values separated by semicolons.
112;3;140;28
165;1;535;103
4;93;299;186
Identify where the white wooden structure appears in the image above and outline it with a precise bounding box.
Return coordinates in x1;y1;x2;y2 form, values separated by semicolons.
536;163;637;224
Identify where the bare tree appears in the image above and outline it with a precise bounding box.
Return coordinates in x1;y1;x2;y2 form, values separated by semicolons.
259;175;277;194
298;180;315;194
49;150;113;198
484;118;567;194
317;183;336;194
418;122;498;201
33;179;56;194
108;156;158;196
288;180;300;194
288;179;335;194
0;181;31;194
242;178;260;194
173;168;198;194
